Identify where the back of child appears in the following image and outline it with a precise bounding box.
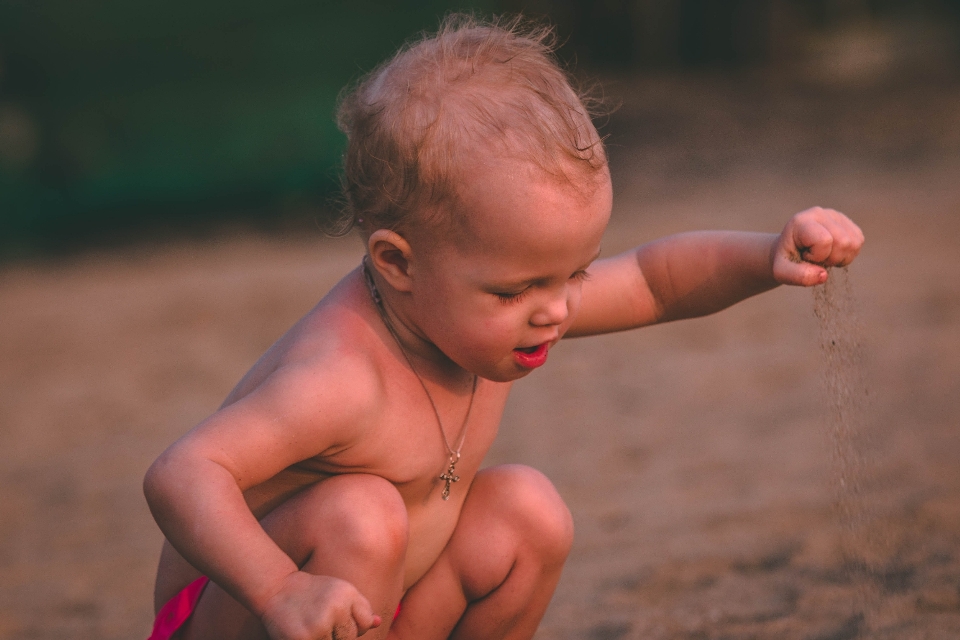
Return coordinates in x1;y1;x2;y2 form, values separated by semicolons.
144;13;863;640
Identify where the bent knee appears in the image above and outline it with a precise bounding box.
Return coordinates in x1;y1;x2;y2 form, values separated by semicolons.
269;473;408;566
475;464;574;559
317;474;409;560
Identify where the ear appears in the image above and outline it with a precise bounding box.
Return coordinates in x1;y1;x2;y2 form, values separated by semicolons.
368;229;415;293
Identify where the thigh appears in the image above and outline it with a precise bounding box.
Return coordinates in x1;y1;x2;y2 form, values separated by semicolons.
175;473;408;640
389;464;573;640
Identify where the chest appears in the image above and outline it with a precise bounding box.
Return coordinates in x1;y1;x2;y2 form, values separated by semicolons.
298;377;510;503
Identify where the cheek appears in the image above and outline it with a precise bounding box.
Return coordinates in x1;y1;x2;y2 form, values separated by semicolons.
471;313;518;346
459;306;524;353
417;293;513;353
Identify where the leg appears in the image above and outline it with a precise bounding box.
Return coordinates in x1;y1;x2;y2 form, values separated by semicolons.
390;464;574;640
180;473;408;640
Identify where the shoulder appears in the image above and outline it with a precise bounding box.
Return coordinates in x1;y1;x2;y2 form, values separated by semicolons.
153;267;395;489
267;339;385;438
198;267;390;454
248;269;390;445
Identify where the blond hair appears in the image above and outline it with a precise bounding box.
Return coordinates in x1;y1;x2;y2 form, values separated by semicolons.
334;13;606;236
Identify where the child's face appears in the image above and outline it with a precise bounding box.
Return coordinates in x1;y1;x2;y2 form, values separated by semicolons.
407;159;612;382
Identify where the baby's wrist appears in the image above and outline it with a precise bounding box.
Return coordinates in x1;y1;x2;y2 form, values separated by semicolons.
758;232;782;285
250;569;302;618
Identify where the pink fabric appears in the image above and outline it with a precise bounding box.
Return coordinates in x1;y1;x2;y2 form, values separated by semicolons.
147;576;209;640
146;575;399;639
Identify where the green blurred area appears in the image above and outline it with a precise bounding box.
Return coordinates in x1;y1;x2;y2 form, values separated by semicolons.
1;0;958;256
0;1;497;254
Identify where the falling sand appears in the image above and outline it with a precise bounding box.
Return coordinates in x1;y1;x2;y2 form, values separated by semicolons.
814;267;884;635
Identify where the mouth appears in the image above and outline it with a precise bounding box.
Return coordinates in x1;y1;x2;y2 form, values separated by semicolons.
513;342;549;369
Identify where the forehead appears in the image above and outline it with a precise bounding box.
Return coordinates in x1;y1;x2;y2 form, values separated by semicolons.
438;158;612;272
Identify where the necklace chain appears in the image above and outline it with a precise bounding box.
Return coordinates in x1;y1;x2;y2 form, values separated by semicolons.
361;257;477;500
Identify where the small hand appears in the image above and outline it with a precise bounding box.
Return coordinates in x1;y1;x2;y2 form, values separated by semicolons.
772;207;864;286
260;571;381;640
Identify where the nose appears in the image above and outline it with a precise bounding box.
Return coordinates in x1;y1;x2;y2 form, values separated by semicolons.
529;286;571;327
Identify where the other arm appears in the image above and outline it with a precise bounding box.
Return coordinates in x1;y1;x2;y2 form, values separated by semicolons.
568;207;864;337
143;360;382;637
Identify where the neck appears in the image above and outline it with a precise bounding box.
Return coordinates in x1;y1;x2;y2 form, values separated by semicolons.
361;260;475;392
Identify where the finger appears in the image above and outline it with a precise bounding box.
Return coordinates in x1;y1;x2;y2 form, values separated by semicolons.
823;218;865;267
351;597;380;636
792;220;833;264
356;617;382;637
773;253;828;287
804;207;865;267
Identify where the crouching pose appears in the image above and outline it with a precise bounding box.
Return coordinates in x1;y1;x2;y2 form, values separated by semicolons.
144;14;864;640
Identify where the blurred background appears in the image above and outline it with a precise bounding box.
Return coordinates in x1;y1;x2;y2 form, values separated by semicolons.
3;2;960;639
2;0;959;256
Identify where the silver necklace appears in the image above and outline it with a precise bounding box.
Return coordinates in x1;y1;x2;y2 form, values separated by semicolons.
361;258;478;500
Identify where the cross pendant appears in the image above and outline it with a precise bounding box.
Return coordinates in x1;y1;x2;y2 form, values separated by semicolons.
439;458;460;501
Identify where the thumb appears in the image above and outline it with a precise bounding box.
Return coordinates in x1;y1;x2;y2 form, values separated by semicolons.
351;596;381;636
773;253;828;287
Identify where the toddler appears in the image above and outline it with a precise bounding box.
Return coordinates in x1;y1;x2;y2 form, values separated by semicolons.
144;14;864;640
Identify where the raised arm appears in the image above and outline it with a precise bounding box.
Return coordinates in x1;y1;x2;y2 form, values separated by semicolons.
568;207;864;337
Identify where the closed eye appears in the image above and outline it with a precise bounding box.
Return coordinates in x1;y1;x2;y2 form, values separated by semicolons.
496;270;589;304
495;288;529;304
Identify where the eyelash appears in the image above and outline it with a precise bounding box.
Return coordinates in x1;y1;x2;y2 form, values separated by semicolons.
495;290;529;305
495;270;591;305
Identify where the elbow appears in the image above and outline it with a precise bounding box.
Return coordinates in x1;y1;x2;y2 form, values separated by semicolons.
143;448;179;515
144;445;238;517
142;455;164;512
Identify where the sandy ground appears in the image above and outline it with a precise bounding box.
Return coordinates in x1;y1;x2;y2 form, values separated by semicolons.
2;73;960;639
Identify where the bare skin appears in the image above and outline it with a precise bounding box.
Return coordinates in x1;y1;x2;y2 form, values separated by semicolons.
144;157;864;640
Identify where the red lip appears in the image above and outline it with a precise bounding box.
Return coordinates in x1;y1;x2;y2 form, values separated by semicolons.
513;342;549;369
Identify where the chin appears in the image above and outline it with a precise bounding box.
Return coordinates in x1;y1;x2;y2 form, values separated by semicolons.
455;351;542;383
481;365;536;383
